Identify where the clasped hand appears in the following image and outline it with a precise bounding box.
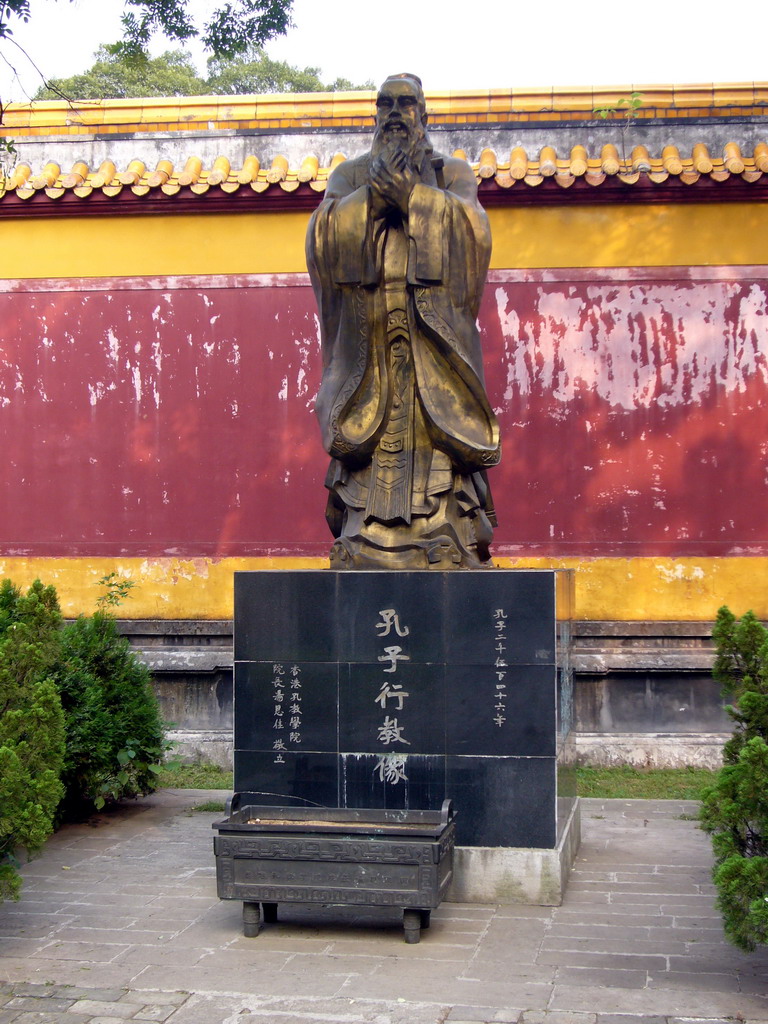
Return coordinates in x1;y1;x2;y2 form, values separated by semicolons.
370;145;416;219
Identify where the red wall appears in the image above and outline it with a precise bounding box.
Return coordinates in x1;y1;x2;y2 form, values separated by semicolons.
1;268;767;559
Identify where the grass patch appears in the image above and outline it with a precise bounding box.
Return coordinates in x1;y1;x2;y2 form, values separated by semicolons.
155;761;233;790
156;761;718;801
576;765;718;800
188;800;226;813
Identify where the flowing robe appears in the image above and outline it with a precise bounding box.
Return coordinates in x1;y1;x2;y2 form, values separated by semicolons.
306;151;501;568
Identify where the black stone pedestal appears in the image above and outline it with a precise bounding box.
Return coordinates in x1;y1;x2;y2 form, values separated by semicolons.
233;569;579;904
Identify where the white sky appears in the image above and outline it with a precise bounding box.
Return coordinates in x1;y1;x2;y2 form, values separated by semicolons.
1;0;767;102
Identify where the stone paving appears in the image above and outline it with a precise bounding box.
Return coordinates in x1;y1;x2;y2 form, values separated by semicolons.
0;789;766;1024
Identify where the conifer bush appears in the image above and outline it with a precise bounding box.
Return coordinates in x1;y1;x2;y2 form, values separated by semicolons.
54;608;167;812
0;580;66;901
1;573;169;900
700;607;768;951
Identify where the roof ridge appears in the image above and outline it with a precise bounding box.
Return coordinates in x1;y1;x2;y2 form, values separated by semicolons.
3;83;767;136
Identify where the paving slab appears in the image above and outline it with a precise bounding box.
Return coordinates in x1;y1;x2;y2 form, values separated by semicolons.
449;1009;521;1022
1;791;768;1024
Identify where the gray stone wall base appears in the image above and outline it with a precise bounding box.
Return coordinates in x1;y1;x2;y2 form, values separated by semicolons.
573;732;728;768
168;729;233;768
168;729;730;771
447;798;581;906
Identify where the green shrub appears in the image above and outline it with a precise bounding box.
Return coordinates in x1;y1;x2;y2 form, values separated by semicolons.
55;609;168;813
700;607;768;951
0;580;65;901
0;573;169;894
711;608;768;765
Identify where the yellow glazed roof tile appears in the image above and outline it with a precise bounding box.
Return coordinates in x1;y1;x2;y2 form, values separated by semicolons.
488;93;513;114
509;89;553;112
724;142;746;173
551;87;595;111
477;148;498;178
3;138;764;208
713;84;757;104
448;93;490;115
692;144;714;173
754;143;768;171
672;84;715;107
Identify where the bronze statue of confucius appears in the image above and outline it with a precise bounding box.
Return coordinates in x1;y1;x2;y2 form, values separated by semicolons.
306;73;500;570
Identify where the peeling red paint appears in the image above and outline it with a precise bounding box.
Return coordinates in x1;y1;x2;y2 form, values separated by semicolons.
1;269;767;559
483;271;768;556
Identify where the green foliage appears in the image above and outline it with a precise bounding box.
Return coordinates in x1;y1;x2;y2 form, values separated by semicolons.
711;608;768;764
120;0;293;60
593;92;643;169
0;573;167;835
96;571;137;609
593;91;643;121
0;576;60;639
0;0;30;40
700;606;768;951
0;0;292;60
35;42;374;101
0;574;169;895
54;611;168;813
712;606;767;688
0;580;65;902
35;45;208;100
205;45;373;95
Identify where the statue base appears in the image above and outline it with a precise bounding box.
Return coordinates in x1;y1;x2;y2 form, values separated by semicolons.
329;534;489;571
449;798;581;905
326;481;494;571
233;568;578;904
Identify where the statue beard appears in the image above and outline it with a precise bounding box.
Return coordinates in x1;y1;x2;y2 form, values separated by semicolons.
372;119;431;175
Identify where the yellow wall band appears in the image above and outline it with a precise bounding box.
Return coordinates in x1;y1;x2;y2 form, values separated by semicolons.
2;203;768;280
487;203;768;270
0;556;766;621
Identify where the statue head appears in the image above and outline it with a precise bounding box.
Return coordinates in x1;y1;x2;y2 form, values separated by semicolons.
373;73;428;157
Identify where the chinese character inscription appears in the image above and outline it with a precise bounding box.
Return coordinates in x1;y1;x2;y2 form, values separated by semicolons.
272;663;303;764
373;607;412;783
